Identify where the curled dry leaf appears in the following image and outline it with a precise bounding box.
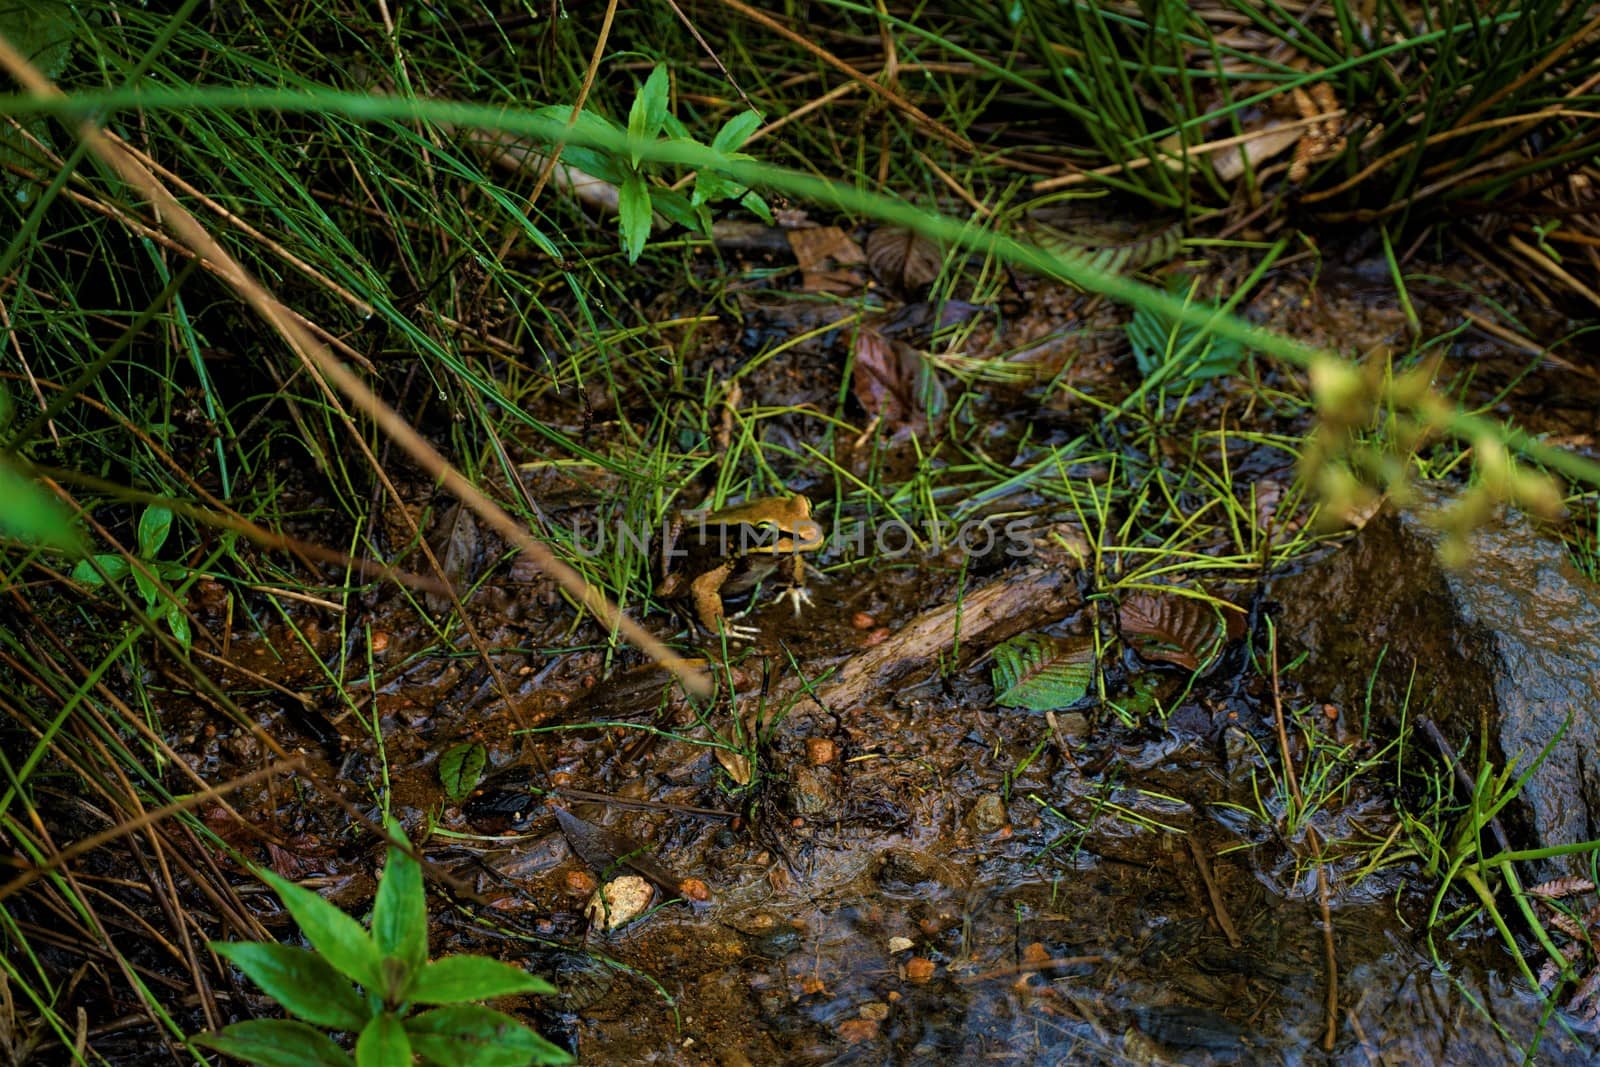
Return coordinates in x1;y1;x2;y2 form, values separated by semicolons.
1528;876;1597;899
1118;591;1245;671
866;226;943;292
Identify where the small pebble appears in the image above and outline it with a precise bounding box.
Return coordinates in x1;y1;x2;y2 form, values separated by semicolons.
905;958;936;983
887;936;914;954
851;611;877;629
585;875;654;931
806;737;837;765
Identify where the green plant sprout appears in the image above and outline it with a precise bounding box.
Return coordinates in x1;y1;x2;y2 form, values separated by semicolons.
534;64;769;262
69;504;193;649
196;826;570;1067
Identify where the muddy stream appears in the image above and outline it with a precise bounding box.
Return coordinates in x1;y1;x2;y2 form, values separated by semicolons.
181;251;1600;1065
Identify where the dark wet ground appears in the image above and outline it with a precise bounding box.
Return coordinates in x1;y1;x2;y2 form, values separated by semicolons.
166;244;1600;1065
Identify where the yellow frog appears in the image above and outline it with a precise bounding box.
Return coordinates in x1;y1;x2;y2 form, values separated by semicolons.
657;494;824;641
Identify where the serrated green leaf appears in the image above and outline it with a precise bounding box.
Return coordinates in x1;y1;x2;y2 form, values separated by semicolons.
618;174;652;263
71;554;128;587
410;956;557;1006
438;742;487;802
137;505;173;558
408;1006;572;1067
195;1019;355;1067
0;463;86;554
211;942;369;1031
713;110;763;153
991;634;1095;711
255;868;382;991
372;828;427;973
356;1013;411;1067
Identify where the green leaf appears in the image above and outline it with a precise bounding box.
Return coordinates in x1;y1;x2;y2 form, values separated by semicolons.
210;942;370;1031
255;868;383;991
438;742;487;802
527;105;627;183
408;1006;572;1067
372;828;427;974
627;65;671;161
649;187;699;231
131;564;160;610
740;190;773;225
712;110;762;153
991;634;1096;711
138;505;173;558
691;171;731;209
0;1;74;205
194;1019;355;1067
409;956;557;1006
166;605;192;650
71;554;129;587
1126;280;1245;385
618;174;652;263
356;1013;412;1067
0;463;86;554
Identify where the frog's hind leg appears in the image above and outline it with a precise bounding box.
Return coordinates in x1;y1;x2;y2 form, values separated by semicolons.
690;563;759;641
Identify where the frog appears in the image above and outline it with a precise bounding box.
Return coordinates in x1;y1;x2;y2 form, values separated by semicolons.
657;494;825;642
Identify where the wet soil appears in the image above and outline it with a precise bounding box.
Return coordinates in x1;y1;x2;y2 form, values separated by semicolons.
159;240;1600;1064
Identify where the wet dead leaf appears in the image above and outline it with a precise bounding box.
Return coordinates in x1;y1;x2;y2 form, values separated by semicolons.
851;327;933;436
427;502;481;614
786;225;866;293
717;747;753;786
866;226;943;292
1118;591;1245;671
553;806;711;905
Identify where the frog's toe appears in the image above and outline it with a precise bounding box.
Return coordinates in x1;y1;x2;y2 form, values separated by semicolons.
724;621;762;642
774;586;813;616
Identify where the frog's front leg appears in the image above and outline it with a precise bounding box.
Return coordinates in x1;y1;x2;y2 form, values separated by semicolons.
770;554;812;616
689;562;760;641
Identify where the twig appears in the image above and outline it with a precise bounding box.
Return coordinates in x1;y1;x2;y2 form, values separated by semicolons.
1185;836;1241;948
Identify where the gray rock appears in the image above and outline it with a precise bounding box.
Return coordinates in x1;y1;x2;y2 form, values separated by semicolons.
1272;485;1600;872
